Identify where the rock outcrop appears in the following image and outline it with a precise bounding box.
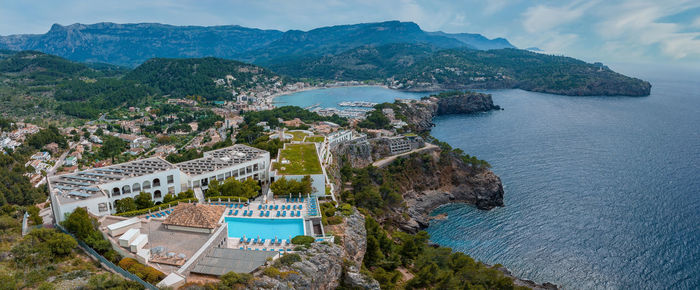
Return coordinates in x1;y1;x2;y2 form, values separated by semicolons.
388;150;504;233
253;211;379;289
399;91;500;132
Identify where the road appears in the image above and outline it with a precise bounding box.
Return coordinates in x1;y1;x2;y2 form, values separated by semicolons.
34;142;75;187
371;143;439;168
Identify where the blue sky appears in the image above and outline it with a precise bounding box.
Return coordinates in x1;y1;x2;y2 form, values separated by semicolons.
2;0;699;64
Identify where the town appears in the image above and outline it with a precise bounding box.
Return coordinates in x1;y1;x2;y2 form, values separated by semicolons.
1;86;436;288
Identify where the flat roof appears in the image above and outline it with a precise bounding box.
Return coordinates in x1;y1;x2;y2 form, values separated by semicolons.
175;144;267;176
191;247;277;276
273;143;323;175
50;157;177;203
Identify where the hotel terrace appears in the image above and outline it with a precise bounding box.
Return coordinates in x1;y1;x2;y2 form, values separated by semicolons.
49;144;270;223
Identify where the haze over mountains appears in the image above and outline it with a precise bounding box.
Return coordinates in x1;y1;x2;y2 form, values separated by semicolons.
0;21;514;67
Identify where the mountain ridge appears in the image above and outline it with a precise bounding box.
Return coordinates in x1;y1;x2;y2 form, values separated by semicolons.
0;21;513;67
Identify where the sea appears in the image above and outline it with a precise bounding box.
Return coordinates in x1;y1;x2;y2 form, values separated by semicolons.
275;64;700;289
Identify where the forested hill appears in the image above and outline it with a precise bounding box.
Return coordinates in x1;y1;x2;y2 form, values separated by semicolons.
0;52;284;119
124;57;283;99
0;21;513;66
269;44;652;96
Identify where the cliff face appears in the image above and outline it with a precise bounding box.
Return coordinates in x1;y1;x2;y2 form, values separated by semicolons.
400;91;501;132
435;92;500;115
387;150;504;233
252;211;380;289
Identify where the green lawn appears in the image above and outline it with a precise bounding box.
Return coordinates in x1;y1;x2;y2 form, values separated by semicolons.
288;131;310;141
304;135;325;143
274;143;323;175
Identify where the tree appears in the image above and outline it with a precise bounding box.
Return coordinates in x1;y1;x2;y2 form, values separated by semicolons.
100;136;127;162
115;198;137;213
134;192;154;210
61;207;95;240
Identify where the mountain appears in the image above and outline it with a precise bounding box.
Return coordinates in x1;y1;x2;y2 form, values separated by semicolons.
0;23;283;67
245;21;468;64
0;21;513;67
270;44;652;96
428;31;515;50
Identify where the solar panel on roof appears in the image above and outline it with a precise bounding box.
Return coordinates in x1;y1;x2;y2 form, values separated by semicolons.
68;191;92;198
56;180;91;186
79;186;101;192
81;172;114;177
69;176;99;182
95;168;125;173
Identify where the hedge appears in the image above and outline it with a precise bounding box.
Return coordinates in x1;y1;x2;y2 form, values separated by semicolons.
115;198;198;217
118;257;166;284
205;196;249;203
291;235;314;245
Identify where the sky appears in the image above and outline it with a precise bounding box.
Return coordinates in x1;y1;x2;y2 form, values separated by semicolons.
1;0;699;64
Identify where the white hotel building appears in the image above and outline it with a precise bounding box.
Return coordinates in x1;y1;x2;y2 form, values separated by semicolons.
49;145;270;223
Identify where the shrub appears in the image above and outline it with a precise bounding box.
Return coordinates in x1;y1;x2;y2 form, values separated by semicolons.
277;253;302;266
327;216;343;225
263;266;281;278
115;198;198;217
339;203;354;216
118;257;165;284
219;271;252;287
291;235;314;246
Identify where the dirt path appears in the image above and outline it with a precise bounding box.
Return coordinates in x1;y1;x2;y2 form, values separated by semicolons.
371;143;439;168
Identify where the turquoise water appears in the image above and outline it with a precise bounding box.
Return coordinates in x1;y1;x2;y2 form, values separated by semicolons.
225;217;305;241
277;65;700;289
273;86;429;108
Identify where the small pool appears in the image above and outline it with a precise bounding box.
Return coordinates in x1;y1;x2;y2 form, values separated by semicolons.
225;217;305;240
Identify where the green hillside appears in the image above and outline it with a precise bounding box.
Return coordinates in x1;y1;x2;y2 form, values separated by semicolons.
270;45;652;96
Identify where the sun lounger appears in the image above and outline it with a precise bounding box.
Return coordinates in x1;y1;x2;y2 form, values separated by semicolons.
282;211;286;217
259;239;265;245
297;210;300;216
234;210;238;216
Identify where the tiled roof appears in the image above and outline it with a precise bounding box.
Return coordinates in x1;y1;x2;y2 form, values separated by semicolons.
163;203;224;229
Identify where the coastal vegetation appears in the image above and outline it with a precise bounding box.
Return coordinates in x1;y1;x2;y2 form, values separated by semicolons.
361;215;527;289
270;176;312;196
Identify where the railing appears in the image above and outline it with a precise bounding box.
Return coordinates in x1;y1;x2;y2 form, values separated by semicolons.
55;224;158;290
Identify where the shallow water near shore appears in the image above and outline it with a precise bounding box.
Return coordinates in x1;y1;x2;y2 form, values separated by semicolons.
278;64;700;288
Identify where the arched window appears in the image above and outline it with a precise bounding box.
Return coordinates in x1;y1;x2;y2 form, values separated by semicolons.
143;181;151;190
114;200;120;208
153;178;161;187
154;190;162;199
132;183;141;192
112;187;120;196
122;185;131;194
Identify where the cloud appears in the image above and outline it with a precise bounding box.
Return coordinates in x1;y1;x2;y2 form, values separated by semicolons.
595;1;700;59
521;1;596;33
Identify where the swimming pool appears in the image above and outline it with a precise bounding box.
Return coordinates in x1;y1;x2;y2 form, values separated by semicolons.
225;217;305;240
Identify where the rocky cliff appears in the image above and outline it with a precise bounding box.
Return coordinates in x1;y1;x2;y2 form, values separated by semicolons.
399;91;501;132
388;150;504;233
252;211;380;289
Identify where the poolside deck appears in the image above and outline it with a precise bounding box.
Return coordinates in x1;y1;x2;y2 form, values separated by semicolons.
210;197;315;219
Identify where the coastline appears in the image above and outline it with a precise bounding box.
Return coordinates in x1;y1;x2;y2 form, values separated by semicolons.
268;83;391;105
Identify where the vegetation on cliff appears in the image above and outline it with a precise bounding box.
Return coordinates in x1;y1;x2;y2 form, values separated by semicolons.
358;215;528;289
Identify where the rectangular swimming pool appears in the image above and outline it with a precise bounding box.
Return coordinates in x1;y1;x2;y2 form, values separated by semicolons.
225;217;305;240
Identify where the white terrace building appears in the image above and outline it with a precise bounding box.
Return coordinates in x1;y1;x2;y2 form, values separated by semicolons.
50;145;270;223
